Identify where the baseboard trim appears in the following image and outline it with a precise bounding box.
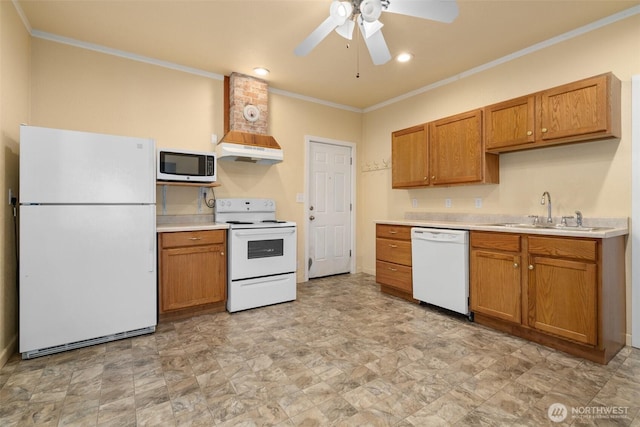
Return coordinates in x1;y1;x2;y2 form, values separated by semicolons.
0;334;17;369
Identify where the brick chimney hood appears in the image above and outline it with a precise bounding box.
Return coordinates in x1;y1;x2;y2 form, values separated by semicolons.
217;73;283;164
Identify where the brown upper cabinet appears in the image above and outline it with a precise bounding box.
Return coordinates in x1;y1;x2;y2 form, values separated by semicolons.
485;73;621;153
391;124;429;188
392;110;499;189
430;109;498;186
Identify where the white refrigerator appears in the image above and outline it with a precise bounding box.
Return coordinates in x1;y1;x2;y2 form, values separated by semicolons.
19;125;157;359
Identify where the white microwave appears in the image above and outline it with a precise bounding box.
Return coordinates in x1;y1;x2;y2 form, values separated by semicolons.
157;149;216;183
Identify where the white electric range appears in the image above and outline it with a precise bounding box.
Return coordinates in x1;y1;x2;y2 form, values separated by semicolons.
215;198;297;312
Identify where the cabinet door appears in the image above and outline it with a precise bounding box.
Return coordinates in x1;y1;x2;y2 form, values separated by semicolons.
485;95;535;150
539;75;608;141
392;125;429;188
429;110;483;185
470;249;521;323
160;243;226;312
528;255;597;345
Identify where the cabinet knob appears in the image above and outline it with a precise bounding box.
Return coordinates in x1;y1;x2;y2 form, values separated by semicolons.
424;177;428;180
541;128;548;133
514;263;519;268
526;130;533;136
431;176;436;180
528;264;534;270
221;252;224;256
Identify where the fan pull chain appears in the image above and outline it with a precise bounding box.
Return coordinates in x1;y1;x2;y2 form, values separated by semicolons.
355;24;360;78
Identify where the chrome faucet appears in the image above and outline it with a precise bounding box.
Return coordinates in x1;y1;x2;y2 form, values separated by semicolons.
575;210;583;227
540;191;552;223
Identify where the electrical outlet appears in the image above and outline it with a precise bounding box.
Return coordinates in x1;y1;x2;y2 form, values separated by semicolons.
211;134;218;144
412;198;418;208
445;198;452;208
475;197;482;208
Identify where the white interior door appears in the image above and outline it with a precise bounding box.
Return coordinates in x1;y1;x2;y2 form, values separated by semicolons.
308;141;352;278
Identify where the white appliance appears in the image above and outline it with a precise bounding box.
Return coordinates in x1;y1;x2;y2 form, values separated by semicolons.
19;125;157;359
411;227;470;318
157;148;216;183
215;198;296;312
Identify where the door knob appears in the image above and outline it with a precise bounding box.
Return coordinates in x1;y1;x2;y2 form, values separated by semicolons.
309;215;315;221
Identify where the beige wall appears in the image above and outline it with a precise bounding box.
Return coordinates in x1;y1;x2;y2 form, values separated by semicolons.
359;14;640;338
0;1;30;366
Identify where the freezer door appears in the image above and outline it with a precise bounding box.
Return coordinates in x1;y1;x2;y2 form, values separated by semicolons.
19;204;157;353
20;126;155;204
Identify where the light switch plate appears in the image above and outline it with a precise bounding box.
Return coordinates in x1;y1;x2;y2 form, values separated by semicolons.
296;193;304;203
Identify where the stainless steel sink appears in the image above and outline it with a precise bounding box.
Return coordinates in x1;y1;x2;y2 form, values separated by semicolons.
481;223;613;232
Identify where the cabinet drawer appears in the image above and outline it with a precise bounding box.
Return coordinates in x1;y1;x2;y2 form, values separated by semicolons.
376;260;412;293
376;224;412;241
528;236;596;261
376;238;412;266
471;231;521;252
160;230;226;248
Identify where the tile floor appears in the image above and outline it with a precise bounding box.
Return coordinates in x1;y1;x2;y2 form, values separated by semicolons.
1;273;639;426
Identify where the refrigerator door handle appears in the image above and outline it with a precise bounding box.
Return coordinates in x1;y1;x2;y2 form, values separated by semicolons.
149;213;156;273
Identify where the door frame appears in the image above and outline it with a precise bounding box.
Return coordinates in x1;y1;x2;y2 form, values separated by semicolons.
303;136;357;282
632;74;639;348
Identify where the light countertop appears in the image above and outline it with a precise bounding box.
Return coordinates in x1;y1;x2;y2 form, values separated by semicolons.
376;213;628;239
156;214;229;233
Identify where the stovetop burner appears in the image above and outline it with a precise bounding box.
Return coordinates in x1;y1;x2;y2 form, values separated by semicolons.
262;220;287;224
226;221;254;225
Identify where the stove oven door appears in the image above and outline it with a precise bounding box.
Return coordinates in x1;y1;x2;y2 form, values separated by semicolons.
229;226;297;281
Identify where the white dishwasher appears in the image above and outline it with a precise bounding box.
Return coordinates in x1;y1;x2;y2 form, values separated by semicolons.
411;228;470;318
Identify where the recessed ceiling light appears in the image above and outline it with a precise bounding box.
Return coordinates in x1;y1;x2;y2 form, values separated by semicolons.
396;53;413;63
253;67;270;76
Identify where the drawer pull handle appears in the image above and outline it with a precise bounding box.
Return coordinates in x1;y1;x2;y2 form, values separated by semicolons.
388;230;398;234
389;244;398;248
388;267;397;272
188;237;202;241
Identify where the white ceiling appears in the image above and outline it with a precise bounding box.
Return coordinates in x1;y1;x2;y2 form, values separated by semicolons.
16;0;640;110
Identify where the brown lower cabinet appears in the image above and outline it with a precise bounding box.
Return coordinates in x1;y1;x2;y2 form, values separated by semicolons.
158;229;227;320
470;231;625;364
375;224;416;302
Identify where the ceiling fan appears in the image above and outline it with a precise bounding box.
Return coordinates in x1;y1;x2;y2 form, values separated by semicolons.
294;0;459;65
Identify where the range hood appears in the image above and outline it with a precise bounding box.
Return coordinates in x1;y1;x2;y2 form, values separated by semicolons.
217;73;283;165
217;131;283;164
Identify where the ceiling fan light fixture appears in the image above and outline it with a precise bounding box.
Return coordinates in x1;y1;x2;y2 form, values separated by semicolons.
330;1;353;25
359;0;383;22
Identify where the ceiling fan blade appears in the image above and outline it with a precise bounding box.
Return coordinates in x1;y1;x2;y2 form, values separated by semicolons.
384;0;459;23
335;20;355;40
294;16;339;56
358;21;391;65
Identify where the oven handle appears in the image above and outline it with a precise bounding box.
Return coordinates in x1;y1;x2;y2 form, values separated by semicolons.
234;228;296;237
